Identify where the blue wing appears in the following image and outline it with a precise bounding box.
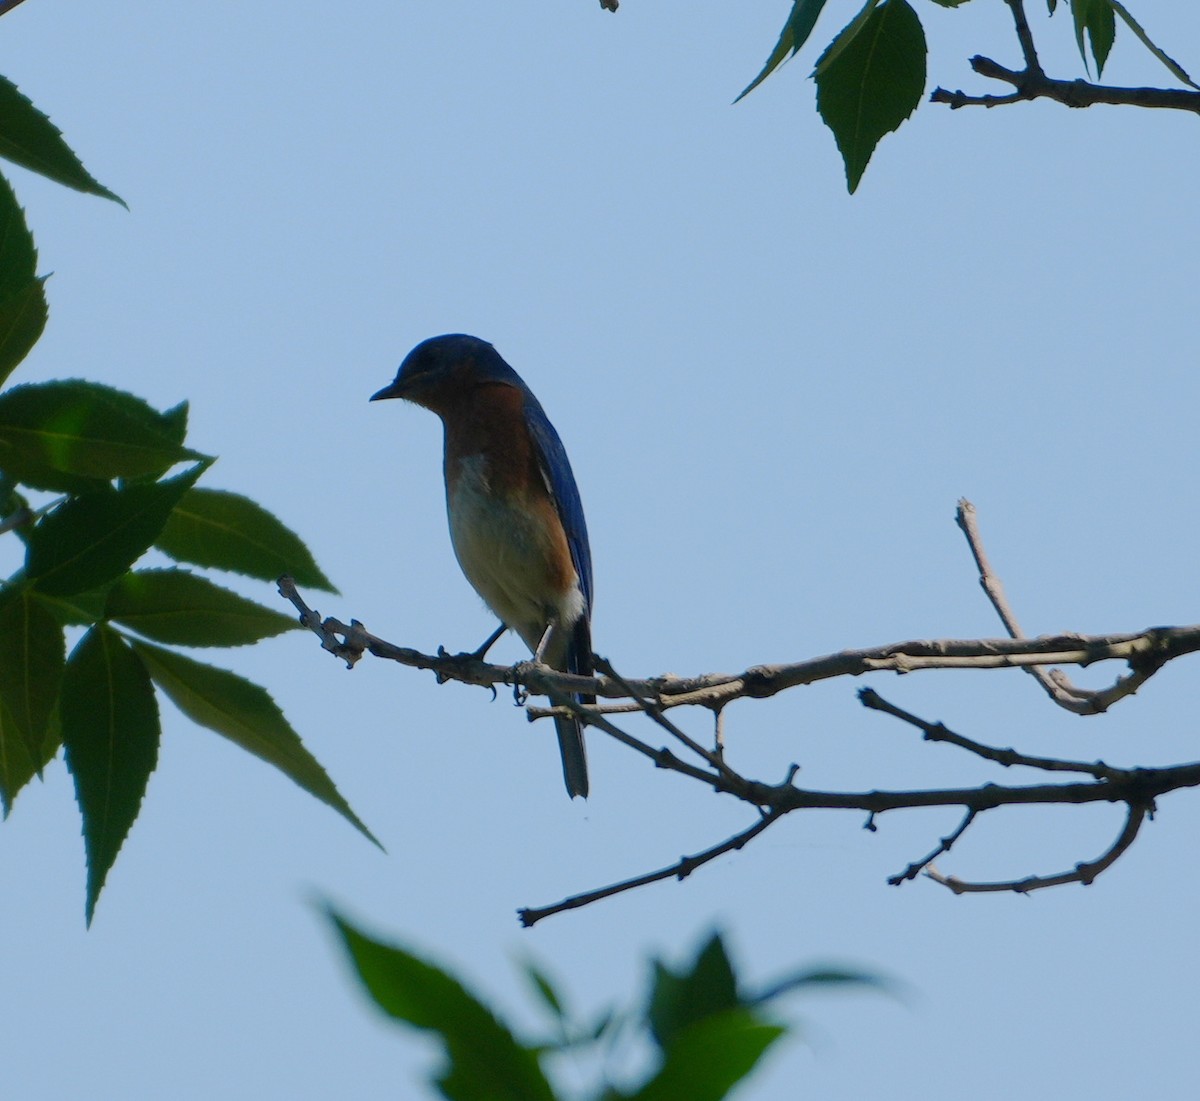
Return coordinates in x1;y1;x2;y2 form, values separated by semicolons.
521;389;593;614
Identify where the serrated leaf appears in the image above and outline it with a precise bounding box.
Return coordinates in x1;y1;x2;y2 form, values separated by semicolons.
625;1010;785;1101
815;0;927;193
26;463;206;596
0;173;47;388
0;75;125;205
1072;0;1115;77
0;379;204;482
649;932;740;1051
61;625;160;924
735;0;831;101
0;695;60;816
156;487;337;593
0;587;65;757
130;639;377;846
813;0;883;76
1110;0;1198;88
106;568;298;647
0;277;48;389
327;908;556;1101
0;170;38;300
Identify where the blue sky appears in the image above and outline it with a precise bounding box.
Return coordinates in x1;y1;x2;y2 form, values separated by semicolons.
4;2;1199;1097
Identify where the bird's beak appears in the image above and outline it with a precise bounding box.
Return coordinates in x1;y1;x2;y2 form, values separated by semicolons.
370;379;407;402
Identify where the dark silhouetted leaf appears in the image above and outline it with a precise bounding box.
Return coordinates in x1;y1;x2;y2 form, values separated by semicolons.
0;75;125;205
0;380;203;482
0;695;60;816
60;625;160;924
0;174;47;388
0;587;65;757
816;0;926;193
130;640;376;846
34;585;113;627
328;908;555;1101
0;277;48;390
156;488;337;592
1072;0;1115;76
626;1010;785;1101
735;0;831;101
107;568;298;647
27;463;205;596
1110;1;1198;87
649;931;740;1051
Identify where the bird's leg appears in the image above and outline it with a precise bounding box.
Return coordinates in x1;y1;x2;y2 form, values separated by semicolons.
470;622;507;660
532;622;555;664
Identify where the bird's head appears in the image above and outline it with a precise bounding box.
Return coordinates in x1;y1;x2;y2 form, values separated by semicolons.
371;333;518;412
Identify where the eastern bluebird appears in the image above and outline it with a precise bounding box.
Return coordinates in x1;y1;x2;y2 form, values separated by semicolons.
371;334;594;799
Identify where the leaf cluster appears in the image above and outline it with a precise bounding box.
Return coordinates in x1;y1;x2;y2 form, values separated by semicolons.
0;75;375;924
739;0;1194;191
329;910;884;1101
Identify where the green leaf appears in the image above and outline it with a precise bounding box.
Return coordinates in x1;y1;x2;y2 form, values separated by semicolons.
0;75;125;205
0;277;49;389
0;695;60;816
26;463;206;596
130;640;377;846
106;568;298;647
520;959;567;1022
815;0;927;193
735;0;831;101
648;932;740;1051
1110;0;1198;88
0;587;65;758
60;625;160;924
813;0;883;76
624;1010;785;1101
748;965;895;1004
1071;0;1115;77
327;908;556;1101
34;585;113;627
156;488;337;593
0;379;204;483
0;173;47;388
928;0;972;6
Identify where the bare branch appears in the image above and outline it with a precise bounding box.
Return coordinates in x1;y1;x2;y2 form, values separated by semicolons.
926;802;1150;895
931;0;1200;115
519;808;784;927
889;808;977;886
955;499;1176;715
859;688;1130;782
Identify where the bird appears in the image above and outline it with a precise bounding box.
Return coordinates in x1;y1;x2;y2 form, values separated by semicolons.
371;334;594;798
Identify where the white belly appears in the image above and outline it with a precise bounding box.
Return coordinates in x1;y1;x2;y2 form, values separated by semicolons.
447;456;583;651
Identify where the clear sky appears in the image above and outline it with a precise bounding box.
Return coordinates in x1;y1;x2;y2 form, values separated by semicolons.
4;2;1198;1098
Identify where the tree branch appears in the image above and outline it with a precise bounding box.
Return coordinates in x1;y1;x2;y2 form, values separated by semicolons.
926;801;1150;895
282;483;1200;922
930;0;1200;115
520;808;784;927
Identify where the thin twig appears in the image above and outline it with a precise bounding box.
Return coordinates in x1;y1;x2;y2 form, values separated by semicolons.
592;655;742;785
519;809;783;927
926;802;1150;895
889;808;977;886
860;688;1131;781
